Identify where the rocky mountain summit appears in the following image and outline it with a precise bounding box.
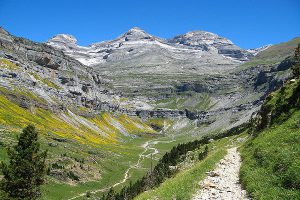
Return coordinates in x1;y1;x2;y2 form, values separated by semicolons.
168;30;253;61
47;27;167;66
48;27;268;66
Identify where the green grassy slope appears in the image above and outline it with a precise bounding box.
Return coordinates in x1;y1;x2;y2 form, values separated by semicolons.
0;127;156;200
0;90;173;199
0;91;202;199
240;110;300;200
240;37;300;69
240;61;300;200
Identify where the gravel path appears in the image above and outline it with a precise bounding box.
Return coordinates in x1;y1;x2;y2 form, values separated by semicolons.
192;147;249;200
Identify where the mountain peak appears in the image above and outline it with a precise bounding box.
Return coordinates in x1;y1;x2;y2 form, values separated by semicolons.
185;30;218;37
48;34;77;45
169;30;253;61
171;30;234;45
128;27;144;32
121;27;153;41
246;44;272;56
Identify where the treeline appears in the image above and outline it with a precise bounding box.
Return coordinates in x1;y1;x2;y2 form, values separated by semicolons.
100;122;249;200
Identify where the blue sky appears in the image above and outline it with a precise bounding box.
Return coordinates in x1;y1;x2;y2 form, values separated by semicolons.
0;0;299;49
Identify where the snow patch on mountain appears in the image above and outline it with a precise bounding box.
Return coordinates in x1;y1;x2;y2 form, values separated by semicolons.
246;44;272;56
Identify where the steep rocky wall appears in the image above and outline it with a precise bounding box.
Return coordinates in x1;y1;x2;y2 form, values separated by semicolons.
0;27;116;113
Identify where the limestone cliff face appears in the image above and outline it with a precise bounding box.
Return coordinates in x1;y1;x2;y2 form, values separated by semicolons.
0;27;116;113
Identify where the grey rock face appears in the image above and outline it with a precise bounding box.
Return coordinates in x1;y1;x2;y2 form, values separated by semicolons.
47;27;252;67
0;27;14;43
168;30;253;61
0;27;118;113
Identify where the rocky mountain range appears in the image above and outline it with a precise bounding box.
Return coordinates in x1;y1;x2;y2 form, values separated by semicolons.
46;28;272;99
47;27;268;66
0;26;297;133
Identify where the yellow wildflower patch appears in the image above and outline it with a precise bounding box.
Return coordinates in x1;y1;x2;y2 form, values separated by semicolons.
0;94;157;146
0;58;19;70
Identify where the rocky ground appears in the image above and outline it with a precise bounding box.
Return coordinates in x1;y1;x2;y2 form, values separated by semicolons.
192;147;249;200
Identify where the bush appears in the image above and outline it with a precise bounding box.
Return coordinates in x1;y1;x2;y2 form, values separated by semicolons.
67;171;80;181
86;191;92;198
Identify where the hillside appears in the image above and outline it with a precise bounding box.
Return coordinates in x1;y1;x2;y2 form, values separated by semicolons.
240;110;300;199
240;58;300;199
240;37;300;68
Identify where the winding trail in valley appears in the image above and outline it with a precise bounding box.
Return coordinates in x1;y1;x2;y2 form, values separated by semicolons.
192;147;249;200
113;139;174;188
67;138;174;200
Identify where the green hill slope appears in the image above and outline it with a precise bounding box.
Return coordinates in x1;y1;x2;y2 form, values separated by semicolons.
239;58;300;199
240;110;300;200
241;37;300;68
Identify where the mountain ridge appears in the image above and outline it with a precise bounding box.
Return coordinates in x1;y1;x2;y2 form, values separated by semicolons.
47;27;269;66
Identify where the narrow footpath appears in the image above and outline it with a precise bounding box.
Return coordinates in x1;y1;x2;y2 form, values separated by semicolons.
192;147;249;200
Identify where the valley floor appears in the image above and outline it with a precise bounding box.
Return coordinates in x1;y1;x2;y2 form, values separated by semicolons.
66;138;175;200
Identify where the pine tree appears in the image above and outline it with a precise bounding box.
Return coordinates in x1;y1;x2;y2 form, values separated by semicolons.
0;125;47;200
